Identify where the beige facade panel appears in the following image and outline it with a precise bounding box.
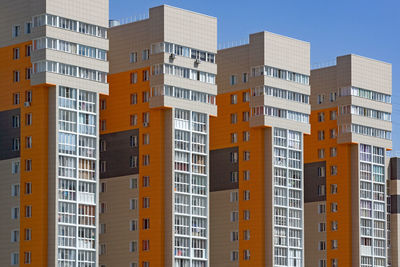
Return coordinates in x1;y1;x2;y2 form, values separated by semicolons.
149;96;217;116
390;180;400;195
0;158;20;267
99;174;139;266
210;190;239;267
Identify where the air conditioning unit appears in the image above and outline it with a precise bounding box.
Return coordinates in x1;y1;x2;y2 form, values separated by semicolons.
195;59;201;65
143;122;149;127
24;101;30;107
169;53;176;60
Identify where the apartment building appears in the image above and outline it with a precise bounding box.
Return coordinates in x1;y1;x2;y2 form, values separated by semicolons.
0;0;109;266
210;31;311;266
389;157;400;267
98;5;217;267
304;55;392;267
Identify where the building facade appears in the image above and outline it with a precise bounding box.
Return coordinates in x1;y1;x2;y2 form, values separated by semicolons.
210;32;311;266
0;0;109;266
304;55;392;267
98;5;217;267
389;157;400;267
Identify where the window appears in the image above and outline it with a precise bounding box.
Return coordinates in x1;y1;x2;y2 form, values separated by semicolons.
142;49;150;61
142;91;149;103
25;113;32;126
142;176;150;187
142;155;150;166
25;205;32;218
317;94;324;104
142;262;150;267
330;202;338;212
142;240;150;251
130;136;138;147
130;199;138;210
330;92;337;102
11;207;19;219
231;133;237;143
230;152;238;163
243;170;250;181
25;90;32;103
331;240;338;249
331;221;338;231
130;52;137;63
143;218;150;230
318;204;326;214
231;211;239;222
24;252;31;264
319;241;326;251
100;99;106;110
100;244;106;255
230;75;237;85
318;184;326;196
130;241;137;252
318;112;325;122
142;197;150;208
25;182;32;194
11;252;19;265
243;91;250;102
231;251;239;261
24;228;31;240
331;184;338;194
231;231;239;241
130;156;138;168
243;131;250;142
100;203;106;213
143;134;150;145
13;93;20;105
12;161;20;174
25;68;32;80
13;48;20;59
100;182;106;193
330;129;337;139
12;25;21;38
242;73;248;83
100;161;107;173
130;114;137;126
100;140;106;152
331;166;337;175
11;230;19;242
25;22;32;34
12;115;20;128
131;93;137;104
230;191;238;202
230;171;238;183
330;110;337;120
100;120;106;131
12;138;20;151
130;220;138;231
230;94;237;104
130;178;138;189
11;184;19;197
243;210;250;220
25;136;32;149
243;229;250;240
243;250;250;260
142;70;149;81
319;223;326;232
230;113;237;124
13;71;20;82
25;159;32;171
131;72;137;84
318;167;325;177
242;111;250;122
330;147;337;157
243;151;250;161
243;190;250;200
318;131;325;140
318;149;325;159
142;112;150;124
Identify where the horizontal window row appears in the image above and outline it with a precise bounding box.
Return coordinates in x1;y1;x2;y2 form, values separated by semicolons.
33;61;107;83
33;14;107;38
251;85;309;104
152;85;216;105
152;64;216;84
33;37;107;61
251;65;309;85
341;105;391;121
12;68;32;82
340;124;392;140
340;86;391;103
12;45;32;59
152;42;215;63
252;106;309;123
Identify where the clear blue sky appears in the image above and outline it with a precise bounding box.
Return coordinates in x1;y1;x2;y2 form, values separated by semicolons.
110;0;400;153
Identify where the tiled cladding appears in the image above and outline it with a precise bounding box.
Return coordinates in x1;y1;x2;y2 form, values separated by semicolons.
304;161;326;203
0;108;21;160
100;129;139;179
210;147;239;192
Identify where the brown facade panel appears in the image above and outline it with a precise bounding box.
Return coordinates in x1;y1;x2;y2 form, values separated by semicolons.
100;129;139;179
390;157;400;180
0;108;20;160
210;147;239;192
392;195;400;214
304;161;326;203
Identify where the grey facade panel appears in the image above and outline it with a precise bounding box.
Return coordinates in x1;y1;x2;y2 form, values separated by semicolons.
100;129;139;179
0;108;20;160
210;147;239;192
392;195;400;214
390;157;400;180
304;161;326;203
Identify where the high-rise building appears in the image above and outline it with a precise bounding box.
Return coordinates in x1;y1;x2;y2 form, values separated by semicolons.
98;5;217;267
0;0;109;266
304;55;392;267
389;157;400;267
210;31;311;266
